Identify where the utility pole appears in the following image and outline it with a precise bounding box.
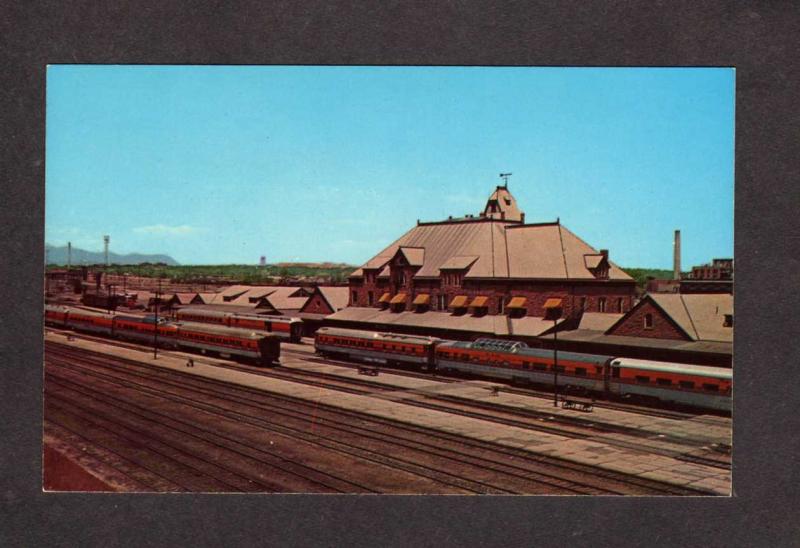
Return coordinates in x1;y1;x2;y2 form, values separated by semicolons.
103;235;110;267
67;241;72;269
153;277;161;359
543;298;563;407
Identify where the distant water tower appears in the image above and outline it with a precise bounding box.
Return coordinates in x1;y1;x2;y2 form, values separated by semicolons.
259;255;266;267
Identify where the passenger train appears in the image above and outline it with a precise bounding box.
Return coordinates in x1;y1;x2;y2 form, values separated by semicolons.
174;309;304;343
314;327;732;412
45;305;281;365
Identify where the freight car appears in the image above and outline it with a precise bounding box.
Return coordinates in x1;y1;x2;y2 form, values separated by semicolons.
45;305;280;365
314;327;731;412
175;309;304;343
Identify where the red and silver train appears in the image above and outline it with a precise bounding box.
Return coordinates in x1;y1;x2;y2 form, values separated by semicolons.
45;305;281;366
314;327;732;412
175;309;303;343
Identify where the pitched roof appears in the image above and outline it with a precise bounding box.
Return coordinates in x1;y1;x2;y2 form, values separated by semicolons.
351;219;632;281
317;286;350;311
483;185;523;221
648;293;733;342
578;312;624;332
398;246;425;266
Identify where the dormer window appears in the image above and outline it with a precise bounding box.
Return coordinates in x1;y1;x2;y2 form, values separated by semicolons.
724;314;733;327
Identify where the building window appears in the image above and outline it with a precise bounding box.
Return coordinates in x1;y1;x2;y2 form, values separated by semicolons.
580;297;587;311
724;314;733;327
644;313;653;329
367;291;374;306
598;297;606;312
400;272;407;286
498;298;505;314
617;298;624;313
437;294;446;310
352;291;358;305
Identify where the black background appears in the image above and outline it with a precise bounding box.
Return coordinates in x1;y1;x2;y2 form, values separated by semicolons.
2;2;799;546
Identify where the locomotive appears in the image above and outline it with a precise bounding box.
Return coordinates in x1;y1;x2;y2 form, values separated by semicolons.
314;327;731;412
45;305;281;366
175;308;304;343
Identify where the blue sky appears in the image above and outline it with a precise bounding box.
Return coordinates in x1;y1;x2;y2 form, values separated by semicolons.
46;66;734;268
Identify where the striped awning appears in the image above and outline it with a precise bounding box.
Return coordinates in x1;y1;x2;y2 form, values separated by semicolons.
469;296;489;308
413;293;430;306
543;298;563;309
506;296;527;309
449;295;468;308
390;293;407;304
378;292;391;303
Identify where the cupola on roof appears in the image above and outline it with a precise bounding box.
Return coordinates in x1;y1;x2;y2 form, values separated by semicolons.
482;185;523;222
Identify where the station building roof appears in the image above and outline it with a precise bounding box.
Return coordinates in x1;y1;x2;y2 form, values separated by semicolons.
327;306;564;337
349;187;632;282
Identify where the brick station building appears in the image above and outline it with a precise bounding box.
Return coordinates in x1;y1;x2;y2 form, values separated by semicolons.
337;185;636;336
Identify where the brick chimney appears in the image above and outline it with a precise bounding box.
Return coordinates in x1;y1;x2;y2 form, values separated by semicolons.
673;230;681;280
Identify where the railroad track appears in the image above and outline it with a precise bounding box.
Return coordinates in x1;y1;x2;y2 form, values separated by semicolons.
45;331;730;470
45;342;714;495
46;347;603;494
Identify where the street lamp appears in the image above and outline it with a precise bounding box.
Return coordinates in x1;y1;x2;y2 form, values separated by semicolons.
543;298;563;407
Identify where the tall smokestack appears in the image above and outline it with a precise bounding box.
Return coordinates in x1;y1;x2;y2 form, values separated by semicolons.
103;235;110;267
67;242;72;269
673;230;681;280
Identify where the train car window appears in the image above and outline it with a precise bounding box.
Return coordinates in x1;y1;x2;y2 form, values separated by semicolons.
702;383;719;392
522;362;531;370
575;368;587;376
635;375;650;384
595;366;603;375
533;364;547;371
555;365;565;373
679;380;695;390
656;378;672;386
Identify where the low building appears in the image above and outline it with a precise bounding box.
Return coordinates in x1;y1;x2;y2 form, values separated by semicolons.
550;292;734;366
680;258;733;294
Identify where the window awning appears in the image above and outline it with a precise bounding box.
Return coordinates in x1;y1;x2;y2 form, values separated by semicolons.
449;295;468;308
543;298;563;309
469;296;489;308
390;293;407;304
506;296;527;309
378;292;392;303
413;293;430;306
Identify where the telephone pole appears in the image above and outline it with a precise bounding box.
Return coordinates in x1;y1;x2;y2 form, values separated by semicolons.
153;277;161;359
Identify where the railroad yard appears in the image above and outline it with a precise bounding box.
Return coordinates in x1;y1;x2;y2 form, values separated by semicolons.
43;326;731;495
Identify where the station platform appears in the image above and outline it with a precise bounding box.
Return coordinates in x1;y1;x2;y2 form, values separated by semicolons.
45;332;732;495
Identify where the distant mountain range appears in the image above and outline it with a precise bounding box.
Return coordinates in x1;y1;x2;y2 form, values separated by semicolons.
45;244;179;266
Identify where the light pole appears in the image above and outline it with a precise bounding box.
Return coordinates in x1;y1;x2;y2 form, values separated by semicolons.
153;278;161;359
543;298;563;407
